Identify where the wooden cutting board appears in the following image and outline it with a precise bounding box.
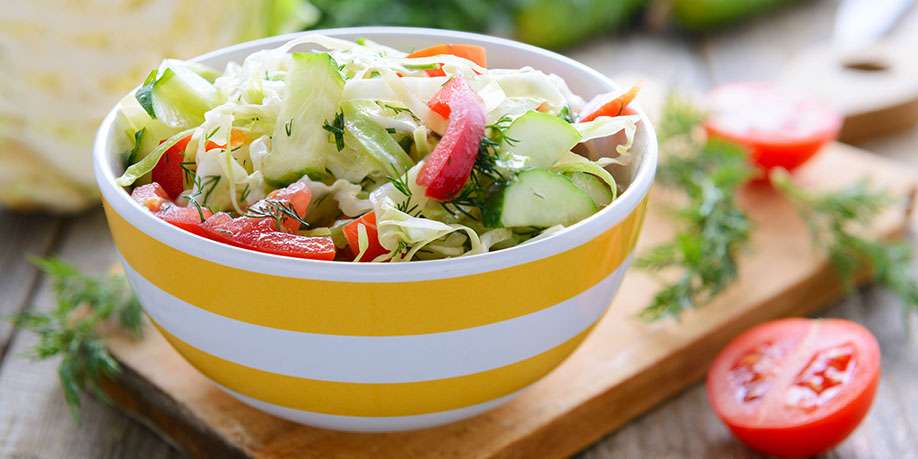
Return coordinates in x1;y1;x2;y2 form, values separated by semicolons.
100;142;916;459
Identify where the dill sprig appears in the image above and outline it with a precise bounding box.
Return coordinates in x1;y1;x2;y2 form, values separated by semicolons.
244;199;310;231
772;170;918;314
635;94;754;321
322;111;346;151
387;172;420;215
12;258;143;420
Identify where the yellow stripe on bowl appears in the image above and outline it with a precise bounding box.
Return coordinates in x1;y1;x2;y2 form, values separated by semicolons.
103;198;647;336
154;320;595;417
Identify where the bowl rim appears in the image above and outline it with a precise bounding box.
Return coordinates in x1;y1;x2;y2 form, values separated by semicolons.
94;26;657;281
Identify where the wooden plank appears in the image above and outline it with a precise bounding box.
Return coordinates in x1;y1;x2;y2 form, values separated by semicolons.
0;209;181;459
100;142;916;459
0;211;62;358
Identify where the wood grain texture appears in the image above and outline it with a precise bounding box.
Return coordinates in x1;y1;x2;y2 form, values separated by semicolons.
0;211;62;359
0;210;182;459
99;143;917;459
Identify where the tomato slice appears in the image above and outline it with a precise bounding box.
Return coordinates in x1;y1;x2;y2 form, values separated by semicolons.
246;181;311;233
200;213;336;260
704;82;841;177
151;135;193;199
130;183;213;237
707;318;880;457
579;85;640;122
150;131;248;200
417;76;486;200
407;44;487;77
342;211;389;262
197;182;335;261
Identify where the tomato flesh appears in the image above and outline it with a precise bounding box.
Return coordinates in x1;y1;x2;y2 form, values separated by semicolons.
198;182;335;261
708;318;879;457
343;212;389;262
130;183;212;237
704;82;841;177
417;76;486;200
407;44;487;77
151;135;193;199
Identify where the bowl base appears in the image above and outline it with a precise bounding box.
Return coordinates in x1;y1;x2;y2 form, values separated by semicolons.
218;385;523;432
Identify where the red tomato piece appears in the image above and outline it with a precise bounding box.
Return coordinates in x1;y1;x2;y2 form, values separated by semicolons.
707;318;880;457
417;76;486;200
130;183;212;237
407;43;487;77
579;85;640;122
247;181;311;233
704;82;841;177
200;212;335;260
151;135;193;199
131;182;170;212
342;212;389;262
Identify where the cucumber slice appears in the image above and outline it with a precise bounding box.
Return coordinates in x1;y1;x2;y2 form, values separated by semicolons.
568;171;613;207
341;100;414;175
484;169;596;228
136;63;219;129
502;110;581;168
262;53;344;185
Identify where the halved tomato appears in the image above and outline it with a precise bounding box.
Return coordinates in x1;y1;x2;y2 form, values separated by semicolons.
707;318;880;457
417;76;486;200
342;211;388;262
704;82;841;177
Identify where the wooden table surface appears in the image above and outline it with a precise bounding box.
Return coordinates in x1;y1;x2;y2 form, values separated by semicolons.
1;1;916;457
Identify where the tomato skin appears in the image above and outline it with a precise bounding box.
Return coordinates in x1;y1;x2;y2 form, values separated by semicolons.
342;212;389;262
704;82;841;178
151;135;193;199
248;181;311;233
407;44;487;77
417;76;486;200
200;213;336;261
579;85;640;122
130;183;212;237
707;318;880;457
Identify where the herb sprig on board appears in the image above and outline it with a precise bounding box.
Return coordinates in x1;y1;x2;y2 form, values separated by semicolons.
635;94;754;320
772;171;918;313
12;258;143;419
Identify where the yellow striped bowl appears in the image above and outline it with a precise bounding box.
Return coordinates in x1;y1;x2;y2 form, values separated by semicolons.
93;27;657;432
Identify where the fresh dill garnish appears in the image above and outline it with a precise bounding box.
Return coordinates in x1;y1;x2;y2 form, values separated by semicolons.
773;171;918;314
186;195;207;222
124;128;145;167
200;175;221;204
322;111;346;151
284;118;294;137
179;161;196;186
380;103;414;116
239;183;252;203
387;172;420;215
635;93;754;321
12;258;143;419
559;105;576;124
386;127;397;134
205;126;220;141
244;199;310;231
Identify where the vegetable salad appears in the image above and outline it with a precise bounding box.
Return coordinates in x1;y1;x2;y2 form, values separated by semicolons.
116;35;640;262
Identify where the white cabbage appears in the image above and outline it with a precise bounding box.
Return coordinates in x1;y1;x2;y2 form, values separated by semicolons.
0;0;316;212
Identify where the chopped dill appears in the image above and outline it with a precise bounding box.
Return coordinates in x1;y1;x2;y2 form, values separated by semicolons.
322;111;346;151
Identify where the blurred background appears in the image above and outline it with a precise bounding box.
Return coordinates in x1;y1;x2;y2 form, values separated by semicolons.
8;0;917;214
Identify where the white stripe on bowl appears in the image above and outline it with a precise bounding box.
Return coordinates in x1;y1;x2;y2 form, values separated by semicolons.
220;384;524;432
121;253;631;384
